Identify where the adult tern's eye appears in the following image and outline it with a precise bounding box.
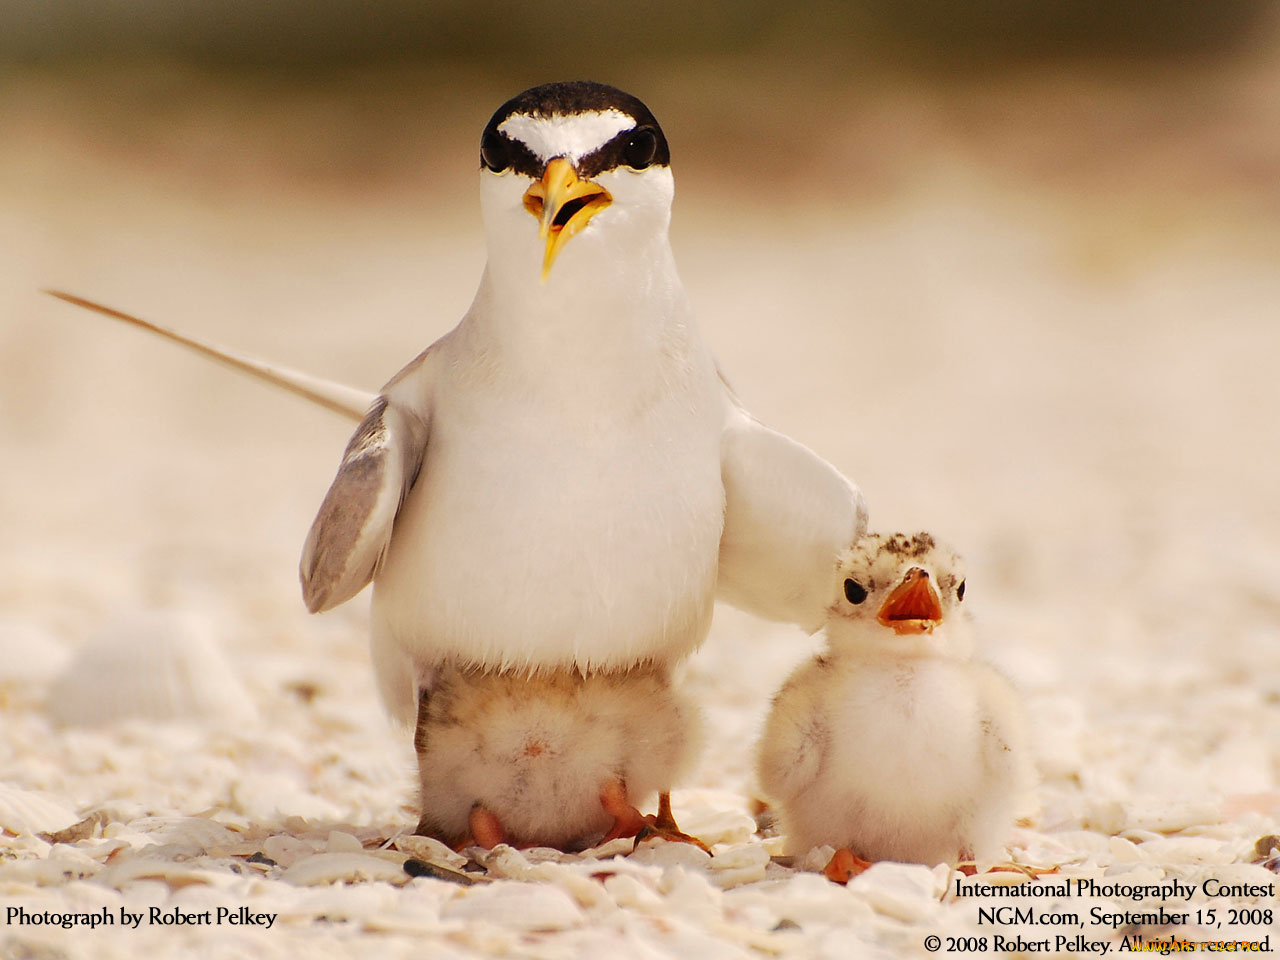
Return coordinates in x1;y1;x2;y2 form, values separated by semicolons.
480;131;510;172
623;128;658;169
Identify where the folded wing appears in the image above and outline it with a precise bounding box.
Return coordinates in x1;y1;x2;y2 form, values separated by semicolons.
719;387;868;633
300;396;429;613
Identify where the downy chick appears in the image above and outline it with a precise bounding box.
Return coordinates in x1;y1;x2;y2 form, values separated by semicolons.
414;663;703;851
757;532;1033;879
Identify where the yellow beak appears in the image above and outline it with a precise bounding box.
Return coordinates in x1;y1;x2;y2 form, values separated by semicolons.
522;158;612;282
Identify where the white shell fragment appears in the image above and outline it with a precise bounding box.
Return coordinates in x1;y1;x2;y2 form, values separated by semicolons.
391;834;469;870
261;834;317;868
0;784;80;836
96;856;225;890
476;844;539;882
327;829;364;853
708;842;770;888
45;612;258;727
670;790;757;846
850;862;944;924
441;882;586;931
1;856;101;886
123;816;242;855
280;851;410;886
629;840;712;871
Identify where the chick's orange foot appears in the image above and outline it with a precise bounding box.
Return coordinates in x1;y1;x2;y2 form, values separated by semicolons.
418;784;710;854
598;783;710;853
466;805;506;849
823;848;873;884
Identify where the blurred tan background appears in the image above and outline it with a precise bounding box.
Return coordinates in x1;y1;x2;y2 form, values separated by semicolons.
3;2;1279;794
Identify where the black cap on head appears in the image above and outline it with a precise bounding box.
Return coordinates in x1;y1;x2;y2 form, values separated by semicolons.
479;81;670;179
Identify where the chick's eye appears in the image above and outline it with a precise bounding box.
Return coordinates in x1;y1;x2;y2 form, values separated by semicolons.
844;579;867;605
480;131;509;172
623;128;658;169
957;580;966;601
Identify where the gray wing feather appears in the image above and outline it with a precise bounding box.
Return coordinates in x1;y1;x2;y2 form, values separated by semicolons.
300;396;428;613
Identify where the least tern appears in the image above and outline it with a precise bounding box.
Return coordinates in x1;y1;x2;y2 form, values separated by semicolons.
756;533;1033;881
297;82;866;723
46;81;867;844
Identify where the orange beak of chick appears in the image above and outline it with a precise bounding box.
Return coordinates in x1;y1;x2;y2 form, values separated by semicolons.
877;568;943;635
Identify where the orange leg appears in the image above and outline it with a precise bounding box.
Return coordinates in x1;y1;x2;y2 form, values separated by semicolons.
653;792;678;830
463;804;506;850
597;779;649;843
636;792;711;853
822;848;873;884
596;782;710;852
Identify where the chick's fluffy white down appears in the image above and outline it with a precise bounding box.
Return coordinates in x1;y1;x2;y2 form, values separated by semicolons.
416;665;701;849
760;650;1028;864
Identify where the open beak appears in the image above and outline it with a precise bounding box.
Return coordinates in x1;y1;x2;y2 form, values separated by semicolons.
522;157;612;282
876;568;943;635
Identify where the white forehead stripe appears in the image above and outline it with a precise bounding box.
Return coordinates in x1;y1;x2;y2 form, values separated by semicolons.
498;109;634;163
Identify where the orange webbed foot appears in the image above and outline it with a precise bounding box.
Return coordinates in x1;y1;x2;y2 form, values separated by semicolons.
634;792;711;853
597;784;710;853
456;804;506;851
822;848;873;884
598;780;650;844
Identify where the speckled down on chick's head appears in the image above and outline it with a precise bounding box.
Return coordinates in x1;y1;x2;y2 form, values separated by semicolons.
827;532;969;655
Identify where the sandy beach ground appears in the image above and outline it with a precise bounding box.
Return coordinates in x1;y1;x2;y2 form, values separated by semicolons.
2;52;1279;958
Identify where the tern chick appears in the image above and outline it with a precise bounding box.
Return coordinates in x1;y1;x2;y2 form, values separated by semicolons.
414;663;703;851
756;532;1033;880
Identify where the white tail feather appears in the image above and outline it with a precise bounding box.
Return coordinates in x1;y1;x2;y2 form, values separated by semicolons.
43;290;373;421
